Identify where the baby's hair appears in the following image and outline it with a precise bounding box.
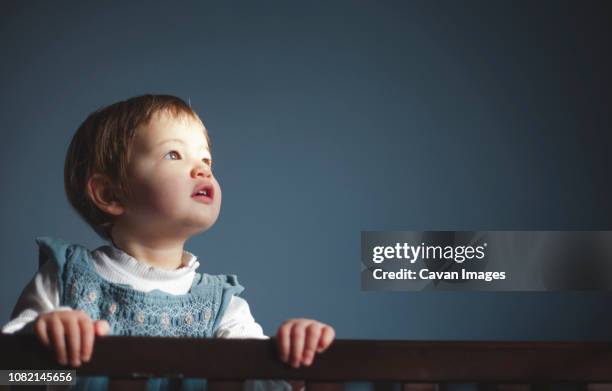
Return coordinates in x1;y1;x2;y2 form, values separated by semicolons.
64;94;209;241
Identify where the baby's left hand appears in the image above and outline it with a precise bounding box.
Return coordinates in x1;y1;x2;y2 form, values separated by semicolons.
276;318;335;368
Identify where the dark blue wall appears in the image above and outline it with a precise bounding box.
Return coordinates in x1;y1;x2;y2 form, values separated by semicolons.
1;1;611;340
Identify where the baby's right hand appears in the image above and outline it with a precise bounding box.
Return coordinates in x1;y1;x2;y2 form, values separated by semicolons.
34;310;110;367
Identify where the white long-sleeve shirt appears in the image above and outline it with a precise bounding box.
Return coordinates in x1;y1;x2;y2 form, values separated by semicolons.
2;242;265;338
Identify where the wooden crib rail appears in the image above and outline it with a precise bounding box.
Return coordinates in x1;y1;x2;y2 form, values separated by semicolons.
2;334;612;390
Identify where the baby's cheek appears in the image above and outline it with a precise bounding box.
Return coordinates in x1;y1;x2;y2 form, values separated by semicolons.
142;179;185;214
214;181;222;208
162;178;190;205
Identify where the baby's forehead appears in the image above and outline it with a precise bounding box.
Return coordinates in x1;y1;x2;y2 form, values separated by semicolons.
137;111;209;148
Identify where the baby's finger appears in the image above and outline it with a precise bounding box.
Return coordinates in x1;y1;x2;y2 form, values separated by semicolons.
290;322;307;368
49;316;67;366
34;318;50;347
317;325;336;353
302;323;322;366
79;315;94;362
64;316;81;367
94;320;110;336
276;322;292;363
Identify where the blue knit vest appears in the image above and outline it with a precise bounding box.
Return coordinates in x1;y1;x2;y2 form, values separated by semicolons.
35;236;245;391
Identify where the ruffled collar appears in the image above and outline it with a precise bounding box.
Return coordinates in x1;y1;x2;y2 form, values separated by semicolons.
93;243;200;281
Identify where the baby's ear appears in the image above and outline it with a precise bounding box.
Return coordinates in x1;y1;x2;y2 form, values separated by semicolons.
87;174;125;216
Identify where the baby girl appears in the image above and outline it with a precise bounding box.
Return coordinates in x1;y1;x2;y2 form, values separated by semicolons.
2;94;335;390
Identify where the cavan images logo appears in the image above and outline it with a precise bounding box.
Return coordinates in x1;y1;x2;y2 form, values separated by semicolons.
366;231;500;285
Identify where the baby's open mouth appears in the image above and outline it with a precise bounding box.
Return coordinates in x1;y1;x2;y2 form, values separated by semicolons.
192;184;214;204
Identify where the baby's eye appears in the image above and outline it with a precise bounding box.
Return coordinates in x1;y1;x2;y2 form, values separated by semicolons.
203;158;213;167
163;151;181;160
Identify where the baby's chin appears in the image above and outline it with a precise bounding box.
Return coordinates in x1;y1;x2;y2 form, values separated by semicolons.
186;213;220;236
194;220;218;235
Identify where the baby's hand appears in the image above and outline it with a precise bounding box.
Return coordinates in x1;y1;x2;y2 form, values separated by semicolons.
276;318;335;368
34;310;110;367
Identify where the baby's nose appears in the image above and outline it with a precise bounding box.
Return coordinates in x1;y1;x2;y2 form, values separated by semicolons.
191;163;211;178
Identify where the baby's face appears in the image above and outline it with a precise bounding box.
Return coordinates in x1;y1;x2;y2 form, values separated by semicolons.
120;111;222;240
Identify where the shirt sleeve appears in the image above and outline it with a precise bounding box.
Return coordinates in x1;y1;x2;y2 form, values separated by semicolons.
214;296;267;339
2;260;73;334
